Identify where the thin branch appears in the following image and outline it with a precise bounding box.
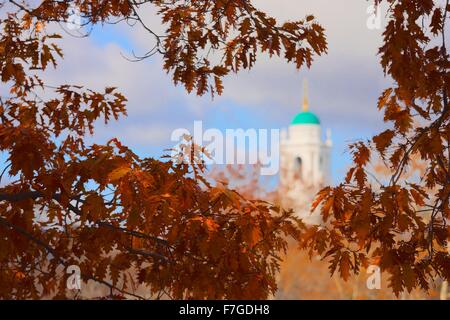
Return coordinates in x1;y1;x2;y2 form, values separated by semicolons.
0;215;146;300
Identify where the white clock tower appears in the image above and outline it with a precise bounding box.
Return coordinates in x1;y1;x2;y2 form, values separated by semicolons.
280;80;332;224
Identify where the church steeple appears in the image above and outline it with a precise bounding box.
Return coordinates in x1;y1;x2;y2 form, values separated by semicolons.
291;79;320;125
302;79;309;112
280;78;332;223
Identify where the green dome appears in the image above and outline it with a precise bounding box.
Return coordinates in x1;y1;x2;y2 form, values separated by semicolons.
291;111;320;125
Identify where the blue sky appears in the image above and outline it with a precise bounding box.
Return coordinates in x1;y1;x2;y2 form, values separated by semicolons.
31;0;395;185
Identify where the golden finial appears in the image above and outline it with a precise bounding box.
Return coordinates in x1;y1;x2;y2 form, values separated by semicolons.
302;79;309;112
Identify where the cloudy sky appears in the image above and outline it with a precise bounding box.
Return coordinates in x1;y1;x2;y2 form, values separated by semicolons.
40;0;392;183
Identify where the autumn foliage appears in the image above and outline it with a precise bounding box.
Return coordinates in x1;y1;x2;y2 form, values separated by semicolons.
303;0;450;296
0;0;448;300
0;0;326;299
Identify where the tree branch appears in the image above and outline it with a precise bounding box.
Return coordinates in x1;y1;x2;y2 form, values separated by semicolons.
0;215;146;300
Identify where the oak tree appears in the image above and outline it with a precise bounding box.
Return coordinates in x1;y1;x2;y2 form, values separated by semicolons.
0;0;326;299
304;0;450;296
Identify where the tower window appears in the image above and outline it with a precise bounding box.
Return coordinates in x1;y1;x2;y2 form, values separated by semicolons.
295;156;303;180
